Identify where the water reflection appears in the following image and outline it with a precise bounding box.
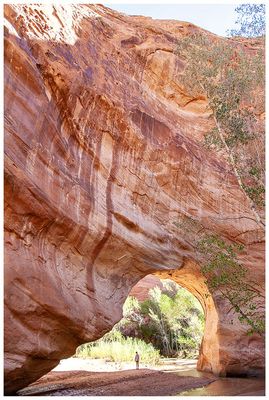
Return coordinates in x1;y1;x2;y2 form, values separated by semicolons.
178;374;265;396
166;361;265;396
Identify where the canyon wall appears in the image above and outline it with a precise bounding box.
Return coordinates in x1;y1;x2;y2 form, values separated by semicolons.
4;4;265;394
130;275;164;301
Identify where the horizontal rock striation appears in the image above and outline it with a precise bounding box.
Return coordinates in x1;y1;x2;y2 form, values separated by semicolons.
4;4;264;394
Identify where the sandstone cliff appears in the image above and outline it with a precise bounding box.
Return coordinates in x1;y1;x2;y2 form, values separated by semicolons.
4;4;265;394
129;275;164;301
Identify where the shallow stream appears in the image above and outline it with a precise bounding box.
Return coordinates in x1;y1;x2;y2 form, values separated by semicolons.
50;357;265;396
175;366;265;396
158;359;265;396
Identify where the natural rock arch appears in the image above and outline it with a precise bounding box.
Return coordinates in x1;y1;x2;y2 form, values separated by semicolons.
4;4;264;395
130;272;214;369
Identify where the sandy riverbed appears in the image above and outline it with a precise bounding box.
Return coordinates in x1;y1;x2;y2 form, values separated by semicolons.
17;358;265;396
17;358;215;396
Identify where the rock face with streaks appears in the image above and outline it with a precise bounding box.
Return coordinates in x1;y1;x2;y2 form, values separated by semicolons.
129;274;164;301
4;4;265;394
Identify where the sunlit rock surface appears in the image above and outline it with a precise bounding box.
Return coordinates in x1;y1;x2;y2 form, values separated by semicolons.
4;4;264;394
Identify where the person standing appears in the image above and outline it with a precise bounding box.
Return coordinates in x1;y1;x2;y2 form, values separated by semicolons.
134;351;140;369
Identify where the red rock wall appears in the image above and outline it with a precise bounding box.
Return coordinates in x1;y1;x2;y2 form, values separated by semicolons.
4;4;265;394
129;275;164;301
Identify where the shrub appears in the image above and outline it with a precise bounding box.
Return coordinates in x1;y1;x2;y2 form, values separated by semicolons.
76;331;160;365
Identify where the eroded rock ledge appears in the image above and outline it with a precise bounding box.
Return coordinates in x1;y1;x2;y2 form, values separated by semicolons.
4;4;265;394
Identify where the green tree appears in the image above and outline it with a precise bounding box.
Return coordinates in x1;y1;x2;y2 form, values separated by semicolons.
198;235;265;335
177;33;265;225
175;28;265;336
119;282;205;358
228;4;266;38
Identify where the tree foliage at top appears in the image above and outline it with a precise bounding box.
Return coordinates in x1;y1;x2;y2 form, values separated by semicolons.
177;32;265;225
174;31;265;335
228;4;266;38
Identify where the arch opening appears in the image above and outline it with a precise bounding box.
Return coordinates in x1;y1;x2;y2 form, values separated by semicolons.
71;273;206;373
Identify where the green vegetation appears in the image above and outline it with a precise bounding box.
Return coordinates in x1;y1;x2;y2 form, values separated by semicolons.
175;28;265;335
198;235;265;335
118;281;204;358
177;31;265;224
227;4;265;38
76;330;160;364
174;8;265;337
174;214;265;335
76;281;204;363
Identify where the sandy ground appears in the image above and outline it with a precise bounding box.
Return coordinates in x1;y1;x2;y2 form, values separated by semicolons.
17;370;216;396
53;357;199;373
18;358;215;396
17;358;265;396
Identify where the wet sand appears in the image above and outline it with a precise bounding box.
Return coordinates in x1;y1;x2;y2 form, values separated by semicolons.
18;369;216;396
17;358;265;396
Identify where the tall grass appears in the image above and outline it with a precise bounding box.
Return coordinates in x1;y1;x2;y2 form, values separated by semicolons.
76;333;160;365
